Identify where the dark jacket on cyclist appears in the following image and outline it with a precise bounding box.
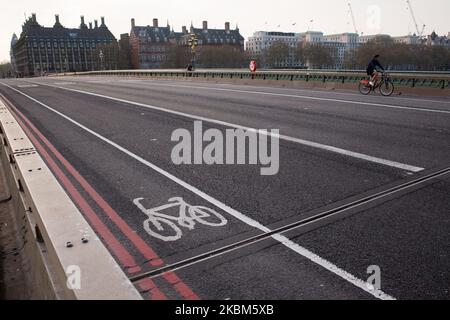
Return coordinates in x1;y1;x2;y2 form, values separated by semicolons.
366;58;384;76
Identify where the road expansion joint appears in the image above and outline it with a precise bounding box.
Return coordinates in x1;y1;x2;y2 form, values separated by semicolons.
129;166;450;283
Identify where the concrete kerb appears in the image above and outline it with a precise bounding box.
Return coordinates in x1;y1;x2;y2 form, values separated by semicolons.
0;97;142;300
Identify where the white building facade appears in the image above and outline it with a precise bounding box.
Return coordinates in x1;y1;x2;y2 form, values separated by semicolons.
392;35;421;45
322;33;359;69
246;30;449;69
247;30;359;69
246;31;304;68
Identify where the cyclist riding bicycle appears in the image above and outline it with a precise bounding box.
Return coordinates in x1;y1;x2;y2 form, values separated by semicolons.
366;54;385;87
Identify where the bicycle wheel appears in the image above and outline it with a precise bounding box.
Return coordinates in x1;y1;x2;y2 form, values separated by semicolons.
359;82;371;95
143;216;182;242
189;206;228;227
380;80;394;96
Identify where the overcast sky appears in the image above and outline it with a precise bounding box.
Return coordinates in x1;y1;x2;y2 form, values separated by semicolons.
1;0;449;61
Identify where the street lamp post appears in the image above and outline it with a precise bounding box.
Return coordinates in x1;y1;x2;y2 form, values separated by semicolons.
99;49;105;71
187;33;198;70
64;58;68;75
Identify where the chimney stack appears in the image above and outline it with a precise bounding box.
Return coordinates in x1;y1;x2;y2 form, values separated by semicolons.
31;13;37;22
203;21;208;30
131;18;135;28
94;20;98;28
55;14;60;24
153;18;158;28
80;15;88;29
182;26;187;34
101;17;105;26
89;22;92;29
225;22;230;32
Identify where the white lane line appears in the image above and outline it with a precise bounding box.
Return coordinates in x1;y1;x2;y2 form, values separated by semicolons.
17;84;38;88
182;81;450;105
87;80;112;84
115;80;450;114
79;77;450;106
26;81;425;173
115;79;450;104
54;82;75;85
1;83;396;300
40;76;450;107
51;76;450;106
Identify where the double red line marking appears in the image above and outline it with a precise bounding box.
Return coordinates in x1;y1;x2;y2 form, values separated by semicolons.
1;94;199;300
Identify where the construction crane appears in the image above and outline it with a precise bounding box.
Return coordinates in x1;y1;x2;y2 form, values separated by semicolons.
406;0;426;37
347;3;358;34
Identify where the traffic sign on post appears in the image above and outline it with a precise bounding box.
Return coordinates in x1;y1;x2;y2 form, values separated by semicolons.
250;60;257;73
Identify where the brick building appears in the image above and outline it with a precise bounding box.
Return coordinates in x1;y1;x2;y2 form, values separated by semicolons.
12;14;117;77
129;18;181;69
118;33;132;69
129;19;244;69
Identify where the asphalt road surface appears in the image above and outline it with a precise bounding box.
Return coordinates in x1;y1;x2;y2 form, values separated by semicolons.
0;76;449;300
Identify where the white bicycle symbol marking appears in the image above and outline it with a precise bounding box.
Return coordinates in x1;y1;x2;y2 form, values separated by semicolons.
133;197;228;242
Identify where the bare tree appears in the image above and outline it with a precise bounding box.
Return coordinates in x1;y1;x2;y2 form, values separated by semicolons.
264;41;291;68
0;62;14;78
198;45;247;68
352;36;450;71
303;43;337;69
163;45;191;68
294;43;306;67
93;43;119;71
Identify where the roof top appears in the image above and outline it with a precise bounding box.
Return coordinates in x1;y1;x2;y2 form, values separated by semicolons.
189;27;244;42
323;33;359;37
18;14;116;41
11;34;18;45
131;25;178;42
131;19;244;43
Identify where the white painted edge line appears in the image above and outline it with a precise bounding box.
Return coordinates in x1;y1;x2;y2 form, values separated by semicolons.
117;78;450;106
2;82;396;300
45;76;450;106
119;81;450;114
25;80;424;173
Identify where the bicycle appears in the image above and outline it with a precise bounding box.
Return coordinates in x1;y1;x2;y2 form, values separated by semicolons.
359;71;395;96
133;197;228;242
